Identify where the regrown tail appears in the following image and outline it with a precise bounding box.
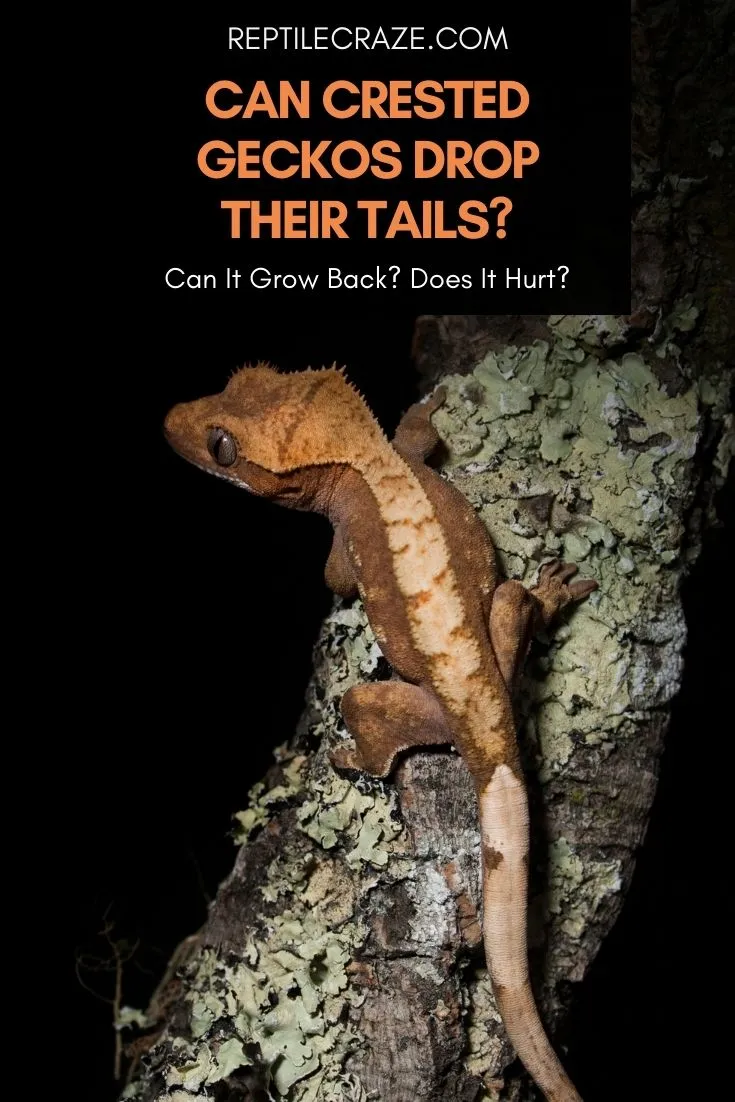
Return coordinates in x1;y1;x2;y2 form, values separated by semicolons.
479;762;582;1102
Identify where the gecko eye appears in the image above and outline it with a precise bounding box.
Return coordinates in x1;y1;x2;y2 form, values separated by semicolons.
207;427;238;467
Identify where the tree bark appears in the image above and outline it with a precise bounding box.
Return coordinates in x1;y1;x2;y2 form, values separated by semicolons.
125;3;732;1099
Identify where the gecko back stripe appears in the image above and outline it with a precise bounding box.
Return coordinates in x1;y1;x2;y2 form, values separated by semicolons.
359;446;511;753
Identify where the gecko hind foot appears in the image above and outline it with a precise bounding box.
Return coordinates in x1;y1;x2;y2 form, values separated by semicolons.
330;681;452;778
533;560;598;627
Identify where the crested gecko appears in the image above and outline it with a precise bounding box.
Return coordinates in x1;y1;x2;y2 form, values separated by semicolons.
164;365;597;1102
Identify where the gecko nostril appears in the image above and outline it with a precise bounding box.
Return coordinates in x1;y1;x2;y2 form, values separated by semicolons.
207;427;238;467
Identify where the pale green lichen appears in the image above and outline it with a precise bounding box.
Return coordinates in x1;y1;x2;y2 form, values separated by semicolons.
297;773;402;867
233;753;308;843
548;314;629;350
157;889;367;1098
462;968;510;1099
435;332;703;598
544;838;622;957
115;1006;149;1031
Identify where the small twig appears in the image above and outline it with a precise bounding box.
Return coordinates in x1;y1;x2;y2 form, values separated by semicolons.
75;912;140;1081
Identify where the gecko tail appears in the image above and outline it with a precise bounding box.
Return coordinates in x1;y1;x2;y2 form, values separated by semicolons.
479;763;583;1102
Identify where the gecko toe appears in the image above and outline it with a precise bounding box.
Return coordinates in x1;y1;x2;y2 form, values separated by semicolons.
568;578;598;600
534;560;597;623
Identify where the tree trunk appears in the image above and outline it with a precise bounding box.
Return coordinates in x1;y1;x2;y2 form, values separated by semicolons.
125;4;732;1099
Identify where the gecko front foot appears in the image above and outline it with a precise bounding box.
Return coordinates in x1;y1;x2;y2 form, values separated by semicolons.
533;560;597;627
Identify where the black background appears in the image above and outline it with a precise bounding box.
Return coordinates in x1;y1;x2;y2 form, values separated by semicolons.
69;7;730;1102
142;9;629;313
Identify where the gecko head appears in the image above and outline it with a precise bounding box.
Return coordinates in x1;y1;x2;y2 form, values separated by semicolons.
164;362;388;506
